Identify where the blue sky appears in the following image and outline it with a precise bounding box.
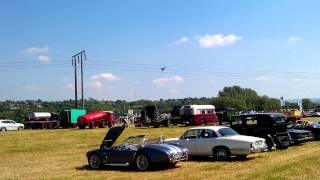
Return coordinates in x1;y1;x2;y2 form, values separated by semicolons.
1;0;320;101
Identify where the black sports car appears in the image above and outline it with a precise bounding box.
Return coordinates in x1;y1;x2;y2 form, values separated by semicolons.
86;126;188;171
287;123;314;144
291;120;320;140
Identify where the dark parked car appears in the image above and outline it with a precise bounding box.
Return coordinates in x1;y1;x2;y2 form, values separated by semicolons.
287;124;314;144
230;113;292;150
86;126;188;171
289;120;320;140
306;121;320;139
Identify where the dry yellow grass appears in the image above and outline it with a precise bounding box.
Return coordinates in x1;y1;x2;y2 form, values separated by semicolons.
1;126;320;180
301;117;320;122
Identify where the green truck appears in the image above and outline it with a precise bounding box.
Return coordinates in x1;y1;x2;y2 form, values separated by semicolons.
59;109;86;128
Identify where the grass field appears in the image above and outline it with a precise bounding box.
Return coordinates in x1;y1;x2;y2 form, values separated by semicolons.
1;125;320;180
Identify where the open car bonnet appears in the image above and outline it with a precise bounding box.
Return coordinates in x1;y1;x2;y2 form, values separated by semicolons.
100;126;125;149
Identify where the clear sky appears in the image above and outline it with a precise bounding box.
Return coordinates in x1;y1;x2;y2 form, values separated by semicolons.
1;0;320;101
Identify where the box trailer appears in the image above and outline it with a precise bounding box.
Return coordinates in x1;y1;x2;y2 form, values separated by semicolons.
59;109;86;128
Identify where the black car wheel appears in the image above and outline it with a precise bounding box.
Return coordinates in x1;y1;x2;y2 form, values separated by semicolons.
276;144;288;150
18;127;23;131
214;147;230;161
41;123;47;129
165;120;172;127
1;127;6;132
89;154;101;169
136;154;150;171
89;122;96;129
48;123;55;129
265;137;273;151
99;121;106;128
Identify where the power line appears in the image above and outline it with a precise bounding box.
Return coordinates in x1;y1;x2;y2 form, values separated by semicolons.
1;59;320;79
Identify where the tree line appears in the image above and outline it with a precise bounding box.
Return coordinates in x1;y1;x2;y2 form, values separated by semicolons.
0;86;317;122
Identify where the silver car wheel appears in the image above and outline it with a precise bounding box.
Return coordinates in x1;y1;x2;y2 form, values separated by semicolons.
89;154;101;169
215;148;229;161
1;127;6;132
136;154;149;171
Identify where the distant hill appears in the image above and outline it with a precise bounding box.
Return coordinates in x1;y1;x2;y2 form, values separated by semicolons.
287;98;320;104
310;98;320;104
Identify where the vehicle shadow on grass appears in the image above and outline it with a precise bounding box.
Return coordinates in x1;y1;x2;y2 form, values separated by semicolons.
187;156;257;162
76;164;182;172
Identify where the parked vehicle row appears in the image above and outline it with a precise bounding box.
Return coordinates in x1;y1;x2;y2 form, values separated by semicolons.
135;104;218;128
302;111;320;117
86;113;318;171
22;110;116;130
86;125;271;171
230;113;315;150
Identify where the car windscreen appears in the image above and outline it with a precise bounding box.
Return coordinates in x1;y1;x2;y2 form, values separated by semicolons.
218;128;239;136
122;137;145;145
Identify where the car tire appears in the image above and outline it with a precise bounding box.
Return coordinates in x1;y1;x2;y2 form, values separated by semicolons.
213;147;230;161
89;122;96;129
18;127;23;131
78;125;86;129
265;137;273;151
276;144;288;150
48;123;55;129
201;119;206;126
135;154;150;171
88;154;101;169
1;127;6;132
41;123;47;129
99;121;106;128
165;120;172;127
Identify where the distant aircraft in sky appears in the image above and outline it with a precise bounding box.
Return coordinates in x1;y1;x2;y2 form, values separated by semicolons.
160;66;166;71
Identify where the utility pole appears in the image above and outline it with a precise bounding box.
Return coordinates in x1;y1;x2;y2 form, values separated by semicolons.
72;56;78;109
72;50;86;109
